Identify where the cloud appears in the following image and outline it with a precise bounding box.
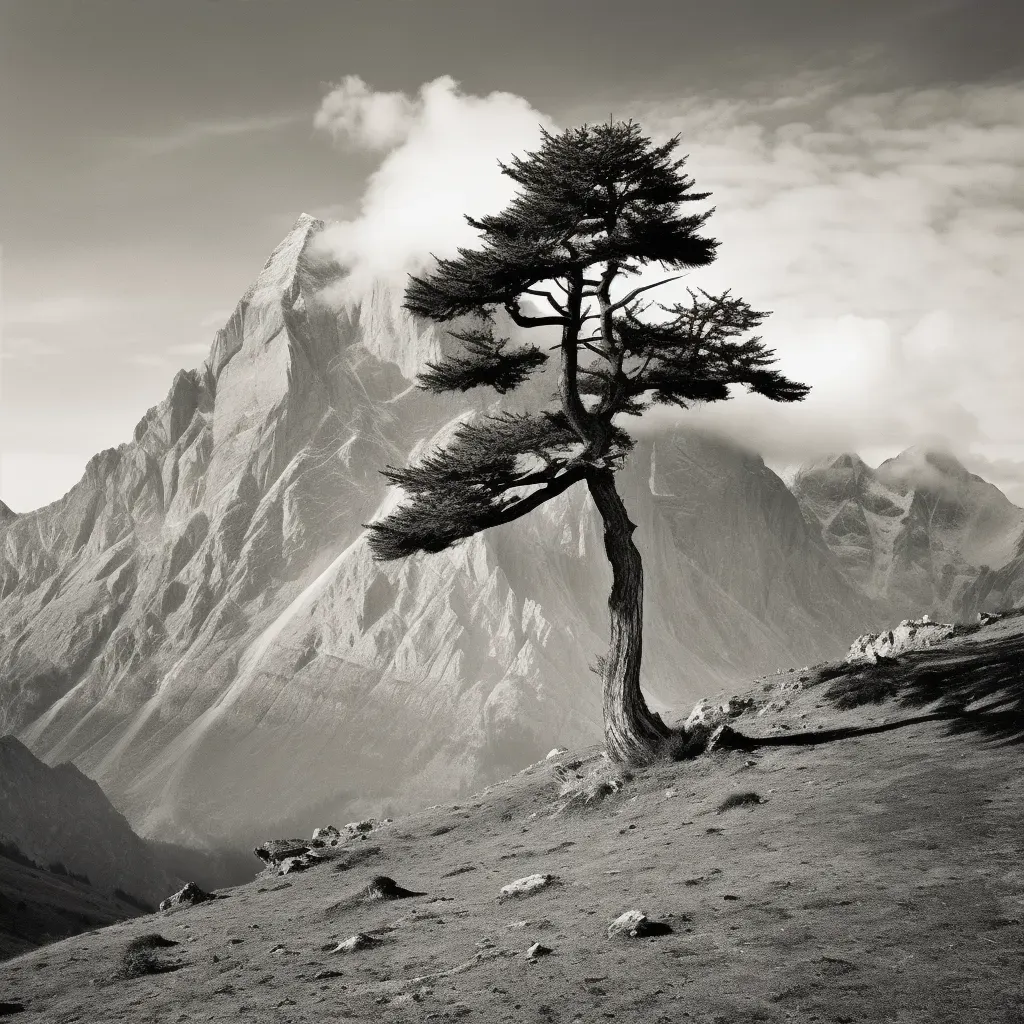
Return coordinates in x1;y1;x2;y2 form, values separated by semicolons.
620;82;1024;472
121;113;302;156
126;353;170;369
3;294;119;326
314;76;417;150
309;75;1024;481
0;336;63;360
166;342;210;357
312;76;555;295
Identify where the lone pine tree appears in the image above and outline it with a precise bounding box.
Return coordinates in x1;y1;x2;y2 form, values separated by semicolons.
367;121;809;764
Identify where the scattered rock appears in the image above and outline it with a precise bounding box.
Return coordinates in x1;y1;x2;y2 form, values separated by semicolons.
159;882;218;911
311;825;342;844
345;820;377;834
313;969;344;980
846;619;954;662
545;748;568;760
664;788;678;799
278;853;322;875
507;920;530;929
526;942;553;960
686;695;756;731
331;933;382;953
254;840;310;866
607;910;674;939
499;874;558;900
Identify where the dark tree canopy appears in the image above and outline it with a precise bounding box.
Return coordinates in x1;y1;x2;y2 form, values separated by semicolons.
367;119;809;764
367;121;808;562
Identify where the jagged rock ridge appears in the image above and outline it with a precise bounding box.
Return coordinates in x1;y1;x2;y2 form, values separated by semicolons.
2;216;881;844
791;449;1024;620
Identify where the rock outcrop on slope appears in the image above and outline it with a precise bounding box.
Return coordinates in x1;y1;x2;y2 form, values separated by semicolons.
846;619;957;662
0;736;176;907
0;215;880;846
791;449;1024;620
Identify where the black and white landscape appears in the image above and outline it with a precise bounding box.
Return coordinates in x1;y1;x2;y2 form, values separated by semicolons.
0;1;1021;1020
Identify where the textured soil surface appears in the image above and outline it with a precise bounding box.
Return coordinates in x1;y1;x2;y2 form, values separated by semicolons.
1;616;1021;1023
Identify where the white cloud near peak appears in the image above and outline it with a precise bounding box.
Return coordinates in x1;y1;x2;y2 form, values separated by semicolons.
314;75;417;150
311;76;554;295
309;74;1024;486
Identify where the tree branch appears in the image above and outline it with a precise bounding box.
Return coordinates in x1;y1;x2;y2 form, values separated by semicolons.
524;289;569;317
608;274;684;314
504;300;566;329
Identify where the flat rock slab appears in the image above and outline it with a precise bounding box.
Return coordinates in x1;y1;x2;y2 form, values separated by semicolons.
254;840;311;865
499;874;559;900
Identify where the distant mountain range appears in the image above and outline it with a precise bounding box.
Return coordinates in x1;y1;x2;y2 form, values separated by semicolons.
791;449;1024;620
1;215;1021;848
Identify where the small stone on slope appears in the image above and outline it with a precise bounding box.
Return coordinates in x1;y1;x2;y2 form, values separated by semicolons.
607;910;674;939
499;874;558;899
159;881;218;911
331;933;382;953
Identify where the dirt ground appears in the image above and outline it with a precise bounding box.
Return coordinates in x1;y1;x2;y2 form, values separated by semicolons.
1;616;1021;1023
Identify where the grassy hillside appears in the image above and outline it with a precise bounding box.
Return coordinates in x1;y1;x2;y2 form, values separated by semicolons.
0;854;148;963
0;616;1021;1022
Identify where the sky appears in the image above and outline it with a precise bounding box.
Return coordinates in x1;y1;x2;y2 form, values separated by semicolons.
1;0;1023;511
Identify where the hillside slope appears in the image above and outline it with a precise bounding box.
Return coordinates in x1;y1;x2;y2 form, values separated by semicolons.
1;614;1020;1022
0;737;177;908
0;854;151;963
0;216;880;847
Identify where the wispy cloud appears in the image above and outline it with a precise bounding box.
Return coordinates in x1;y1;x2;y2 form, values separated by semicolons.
0;336;63;361
121;113;303;156
166;342;210;357
3;294;120;326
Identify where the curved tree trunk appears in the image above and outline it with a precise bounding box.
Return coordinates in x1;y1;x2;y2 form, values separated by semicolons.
586;468;669;764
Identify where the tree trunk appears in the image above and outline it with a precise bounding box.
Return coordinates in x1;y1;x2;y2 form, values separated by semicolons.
587;468;669;764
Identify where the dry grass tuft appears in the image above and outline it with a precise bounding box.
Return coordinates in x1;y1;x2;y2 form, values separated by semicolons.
553;762;627;813
113;934;180;980
825;666;901;709
660;724;714;761
717;791;763;812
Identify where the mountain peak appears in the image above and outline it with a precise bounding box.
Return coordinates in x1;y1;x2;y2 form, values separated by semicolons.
883;445;971;480
0;499;16;523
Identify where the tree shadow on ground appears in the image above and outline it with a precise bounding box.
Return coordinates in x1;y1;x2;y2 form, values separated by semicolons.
892;624;1024;745
749;713;957;749
736;622;1023;752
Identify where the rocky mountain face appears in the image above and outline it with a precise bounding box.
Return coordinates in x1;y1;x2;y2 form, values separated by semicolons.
0;216;881;846
0;736;176;907
791;450;1024;620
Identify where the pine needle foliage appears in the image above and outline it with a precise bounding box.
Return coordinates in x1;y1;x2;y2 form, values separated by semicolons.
367;120;808;562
